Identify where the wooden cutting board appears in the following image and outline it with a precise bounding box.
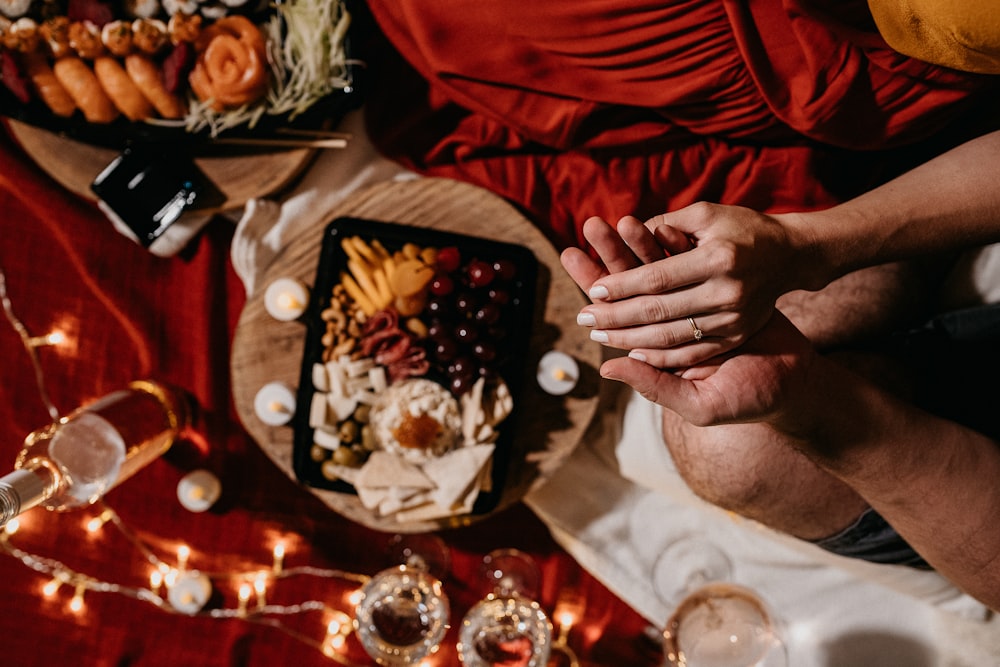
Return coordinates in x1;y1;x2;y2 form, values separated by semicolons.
229;177;603;532
6;119;315;214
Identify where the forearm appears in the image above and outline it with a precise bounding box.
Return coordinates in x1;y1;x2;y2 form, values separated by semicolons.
781;130;1000;288
784;355;1000;609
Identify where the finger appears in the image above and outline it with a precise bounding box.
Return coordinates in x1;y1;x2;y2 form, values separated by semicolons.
579;292;703;330
646;201;718;237
560;246;607;293
582;216;640;276
587;317;721;350
617;215;666;264
627;342;732;370
599;356;701;416
651;223;695;255
589;248;707;301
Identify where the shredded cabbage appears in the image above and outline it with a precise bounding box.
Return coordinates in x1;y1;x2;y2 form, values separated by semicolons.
179;0;353;137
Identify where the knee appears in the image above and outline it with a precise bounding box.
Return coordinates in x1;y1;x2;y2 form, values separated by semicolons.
661;415;769;514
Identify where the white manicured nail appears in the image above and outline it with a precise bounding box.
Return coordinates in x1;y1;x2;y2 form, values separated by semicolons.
589;285;609;300
590;330;609;343
576;312;596;326
628;350;647;362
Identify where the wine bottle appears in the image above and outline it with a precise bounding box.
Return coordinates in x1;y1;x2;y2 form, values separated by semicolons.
0;380;188;526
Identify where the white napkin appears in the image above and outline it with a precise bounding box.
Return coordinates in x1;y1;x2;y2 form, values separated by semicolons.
230;109;415;296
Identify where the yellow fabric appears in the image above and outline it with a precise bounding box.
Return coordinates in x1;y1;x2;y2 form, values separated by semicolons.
869;0;1000;73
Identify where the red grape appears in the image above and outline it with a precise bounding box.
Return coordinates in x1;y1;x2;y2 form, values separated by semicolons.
455;323;479;343
474;303;501;325
467;260;495;288
492;259;517;281
436;246;462;272
429;274;455;296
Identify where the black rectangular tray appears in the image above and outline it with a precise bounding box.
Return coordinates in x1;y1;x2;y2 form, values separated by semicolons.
292;217;538;516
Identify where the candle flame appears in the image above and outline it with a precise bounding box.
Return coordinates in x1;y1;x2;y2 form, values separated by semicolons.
277;293;302;310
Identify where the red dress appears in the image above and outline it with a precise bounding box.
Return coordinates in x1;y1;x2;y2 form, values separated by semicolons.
360;0;999;248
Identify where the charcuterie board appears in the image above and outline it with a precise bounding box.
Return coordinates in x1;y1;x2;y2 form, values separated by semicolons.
230;177;603;533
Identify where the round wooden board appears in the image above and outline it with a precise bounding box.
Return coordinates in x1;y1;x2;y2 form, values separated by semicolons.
6;119;315;214
230;177;602;533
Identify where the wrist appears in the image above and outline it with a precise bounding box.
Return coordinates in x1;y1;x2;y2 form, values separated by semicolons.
770;210;842;293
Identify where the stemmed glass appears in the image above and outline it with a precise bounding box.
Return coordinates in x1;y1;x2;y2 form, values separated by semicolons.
652;535;786;667
456;548;553;667
354;534;452;666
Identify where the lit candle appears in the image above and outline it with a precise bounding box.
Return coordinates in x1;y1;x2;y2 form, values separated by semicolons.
167;571;212;615
253;382;297;426
176;469;222;513
536;350;580;395
264;277;310;321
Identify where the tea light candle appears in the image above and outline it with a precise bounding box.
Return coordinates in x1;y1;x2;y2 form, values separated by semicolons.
264;277;309;321
176;469;222;513
537;350;579;395
254;382;297;426
167;571;212;615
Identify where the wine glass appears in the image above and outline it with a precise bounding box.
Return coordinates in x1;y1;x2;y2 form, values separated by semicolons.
354;534;452;666
653;535;786;667
456;548;553;667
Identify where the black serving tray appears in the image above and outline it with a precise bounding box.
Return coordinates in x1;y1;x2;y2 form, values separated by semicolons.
292;217;538;517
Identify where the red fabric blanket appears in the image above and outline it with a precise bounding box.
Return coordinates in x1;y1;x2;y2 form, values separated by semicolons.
360;0;1000;250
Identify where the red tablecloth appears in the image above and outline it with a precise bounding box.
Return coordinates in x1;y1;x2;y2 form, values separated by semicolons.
0;131;658;666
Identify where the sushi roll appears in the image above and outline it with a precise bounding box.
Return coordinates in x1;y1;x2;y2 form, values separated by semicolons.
68;20;104;58
131;17;168;54
3;17;40;52
101;19;133;56
39;15;71;58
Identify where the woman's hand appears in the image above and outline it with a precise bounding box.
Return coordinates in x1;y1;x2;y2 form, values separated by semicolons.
564;202;812;368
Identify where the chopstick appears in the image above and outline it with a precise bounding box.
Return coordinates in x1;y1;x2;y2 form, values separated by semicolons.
275;128;353;140
212;137;349;149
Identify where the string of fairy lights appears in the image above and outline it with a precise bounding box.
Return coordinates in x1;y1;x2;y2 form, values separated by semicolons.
0;263;584;665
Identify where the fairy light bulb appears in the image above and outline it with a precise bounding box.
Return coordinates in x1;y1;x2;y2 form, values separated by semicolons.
272;542;286;574
26;330;65;347
86;509;114;533
238;582;252;615
69;584;85;613
150;569;164;596
177;545;191;571
254;573;268;608
42;575;63;597
4;518;19;535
